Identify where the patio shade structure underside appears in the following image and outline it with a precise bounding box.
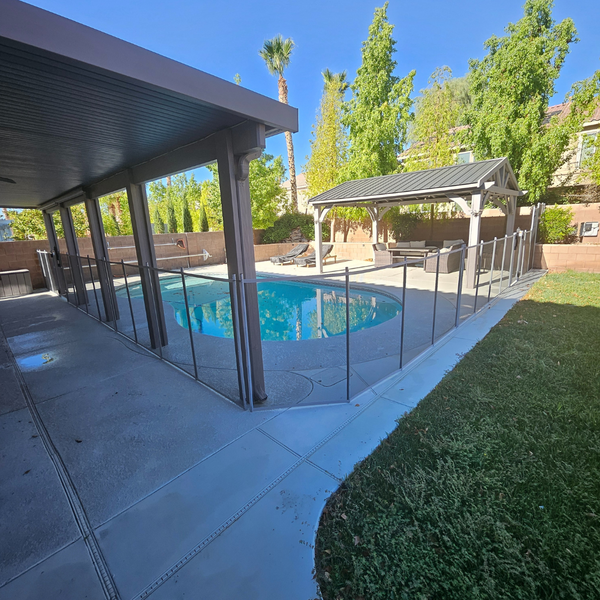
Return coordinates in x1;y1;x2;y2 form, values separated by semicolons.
308;157;526;286
0;0;299;405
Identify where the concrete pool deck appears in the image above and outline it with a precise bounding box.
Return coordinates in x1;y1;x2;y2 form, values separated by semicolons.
0;268;544;599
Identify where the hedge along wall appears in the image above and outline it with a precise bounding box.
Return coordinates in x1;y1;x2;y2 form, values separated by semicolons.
534;244;600;273
337;203;600;245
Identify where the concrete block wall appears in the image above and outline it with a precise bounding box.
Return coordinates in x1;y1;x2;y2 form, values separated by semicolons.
534;244;600;273
0;239;50;289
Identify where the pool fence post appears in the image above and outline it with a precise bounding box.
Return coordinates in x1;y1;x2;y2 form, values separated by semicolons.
345;267;350;401
487;237;497;304
230;274;248;409
239;275;255;411
121;260;138;343
455;244;466;328
431;249;440;345
473;240;484;313
87;256;101;321
508;231;517;287
399;259;407;369
180;268;198;381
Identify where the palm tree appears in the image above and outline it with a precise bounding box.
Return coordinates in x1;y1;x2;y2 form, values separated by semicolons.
259;35;298;211
322;68;349;93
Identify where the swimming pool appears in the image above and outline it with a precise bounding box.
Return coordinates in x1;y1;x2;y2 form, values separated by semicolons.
118;276;401;341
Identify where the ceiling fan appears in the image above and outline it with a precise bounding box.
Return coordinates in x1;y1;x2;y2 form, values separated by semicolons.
0;177;16;184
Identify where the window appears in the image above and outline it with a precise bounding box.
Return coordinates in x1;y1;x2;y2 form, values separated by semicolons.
456;151;472;165
579;132;597;168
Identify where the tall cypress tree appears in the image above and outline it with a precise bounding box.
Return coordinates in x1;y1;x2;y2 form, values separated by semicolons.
182;196;193;232
153;206;165;234
343;2;415;179
199;203;209;232
166;199;177;234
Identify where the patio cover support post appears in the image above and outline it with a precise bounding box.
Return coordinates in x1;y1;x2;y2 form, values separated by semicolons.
126;181;168;349
58;205;87;305
465;192;483;289
216;124;267;404
42;209;66;294
84;196;119;323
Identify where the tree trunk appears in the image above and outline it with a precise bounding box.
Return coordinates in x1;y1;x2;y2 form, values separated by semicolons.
278;75;298;212
330;217;336;242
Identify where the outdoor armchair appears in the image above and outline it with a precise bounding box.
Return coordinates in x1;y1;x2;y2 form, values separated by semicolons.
270;243;309;265
423;244;463;274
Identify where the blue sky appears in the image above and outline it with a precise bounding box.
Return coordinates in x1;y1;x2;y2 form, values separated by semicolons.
26;0;600;182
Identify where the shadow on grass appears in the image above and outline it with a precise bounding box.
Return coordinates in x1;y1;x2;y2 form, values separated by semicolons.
315;272;600;600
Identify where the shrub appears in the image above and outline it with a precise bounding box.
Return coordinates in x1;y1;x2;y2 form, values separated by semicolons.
538;206;576;244
386;208;424;241
261;213;330;244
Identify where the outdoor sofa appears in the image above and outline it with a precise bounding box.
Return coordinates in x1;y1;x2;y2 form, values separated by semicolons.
270;243;309;265
373;239;464;272
294;244;333;267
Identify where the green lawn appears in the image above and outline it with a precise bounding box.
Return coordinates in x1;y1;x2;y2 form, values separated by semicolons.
315;272;600;600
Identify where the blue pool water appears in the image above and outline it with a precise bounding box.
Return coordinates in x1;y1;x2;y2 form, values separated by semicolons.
118;276;401;341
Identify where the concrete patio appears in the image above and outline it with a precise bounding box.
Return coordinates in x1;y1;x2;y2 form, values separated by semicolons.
0;266;544;600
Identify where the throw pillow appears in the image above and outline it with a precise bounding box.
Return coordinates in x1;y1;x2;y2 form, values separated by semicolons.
395;242;411;248
410;240;426;248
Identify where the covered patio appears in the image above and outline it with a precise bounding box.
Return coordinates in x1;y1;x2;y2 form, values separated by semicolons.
1;0;297;406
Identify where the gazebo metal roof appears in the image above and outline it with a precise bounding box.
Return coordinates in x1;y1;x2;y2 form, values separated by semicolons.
0;0;298;209
309;158;524;208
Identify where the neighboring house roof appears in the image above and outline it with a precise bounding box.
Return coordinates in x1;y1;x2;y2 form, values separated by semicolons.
282;172;307;191
543;102;600;125
309;157;522;207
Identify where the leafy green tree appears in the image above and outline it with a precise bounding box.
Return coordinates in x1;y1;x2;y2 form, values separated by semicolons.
403;67;465;171
203;154;289;230
182;195;193;232
198;203;209;232
305;70;349;198
260;35;298;211
570;68;600;186
466;0;579;202
6;209;48;240
153;206;165;234
342;2;415;180
7;205;90;240
166;198;177;233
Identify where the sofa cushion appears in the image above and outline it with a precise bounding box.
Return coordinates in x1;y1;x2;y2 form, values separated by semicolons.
443;239;464;248
395;242;411;248
410;240;426;248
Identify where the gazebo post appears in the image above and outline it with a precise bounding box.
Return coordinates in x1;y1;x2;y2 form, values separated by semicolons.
505;195;517;236
465;192;483;289
314;206;323;274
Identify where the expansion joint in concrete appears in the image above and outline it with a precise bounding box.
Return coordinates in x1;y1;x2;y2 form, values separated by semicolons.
0;324;121;600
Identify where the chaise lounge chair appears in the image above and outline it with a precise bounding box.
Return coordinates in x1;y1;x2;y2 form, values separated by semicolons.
270;243;309;265
294;244;333;267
